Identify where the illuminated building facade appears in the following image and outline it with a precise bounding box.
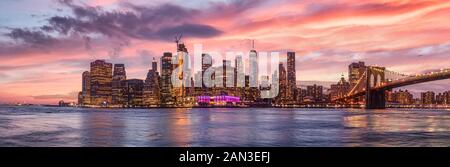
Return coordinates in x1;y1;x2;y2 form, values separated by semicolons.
348;61;366;87
306;84;323;103
329;75;350;101
79;71;91;105
160;52;174;106
394;89;414;105
275;62;287;104
122;79;144;107
421;91;435;105
144;58;160;107
286;52;296;102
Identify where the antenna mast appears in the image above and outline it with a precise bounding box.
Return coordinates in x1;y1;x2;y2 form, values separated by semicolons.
252;39;255;49
174;34;183;51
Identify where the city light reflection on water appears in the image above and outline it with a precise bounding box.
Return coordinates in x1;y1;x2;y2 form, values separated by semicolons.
1;106;450;147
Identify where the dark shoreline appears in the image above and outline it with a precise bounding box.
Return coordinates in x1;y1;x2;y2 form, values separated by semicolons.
3;104;448;110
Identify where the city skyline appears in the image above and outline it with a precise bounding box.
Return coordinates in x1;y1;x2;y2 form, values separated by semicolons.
73;54;449;108
1;0;450;104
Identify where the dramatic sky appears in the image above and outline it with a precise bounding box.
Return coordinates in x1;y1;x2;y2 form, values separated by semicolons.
0;0;449;104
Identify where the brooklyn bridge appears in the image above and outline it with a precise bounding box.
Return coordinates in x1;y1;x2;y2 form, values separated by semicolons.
333;66;450;109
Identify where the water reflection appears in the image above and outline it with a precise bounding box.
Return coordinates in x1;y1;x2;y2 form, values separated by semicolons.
81;110;125;146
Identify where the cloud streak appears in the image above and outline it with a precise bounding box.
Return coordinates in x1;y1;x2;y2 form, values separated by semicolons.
1;0;450;104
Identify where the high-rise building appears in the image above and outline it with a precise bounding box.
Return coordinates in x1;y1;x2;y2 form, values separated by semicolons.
286;52;296;102
172;41;190;105
144;58;160;107
160;52;174;105
275;62;287;104
395;89;413;105
80;71;91;105
243;75;257;103
386;90;395;103
112;64;126;105
223;60;234;88
348;61;366;87
249;46;258;88
234;55;245;87
436;93;445;105
421;91;435;105
329;74;350;101
234;55;245;100
122;79;144;107
444;91;450;104
201;54;213;92
90;60;113;106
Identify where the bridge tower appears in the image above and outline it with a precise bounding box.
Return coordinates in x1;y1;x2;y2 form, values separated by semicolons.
365;66;386;109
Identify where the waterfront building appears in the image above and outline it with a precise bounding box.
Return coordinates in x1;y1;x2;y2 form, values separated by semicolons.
112;64;126;105
348;61;366;103
234;55;245;100
249;43;258;88
306;84;323;103
122;79;144;107
445;91;450;104
386;90;395;103
90;60;113;106
143;58;160;107
243;75;259;104
436;93;445;104
80;71;91;105
286;52;296;102
394;89;414;105
172;41;190;105
421;91;435;105
329;74;350;101
160;52;174;106
275;62;287;104
348;61;366;87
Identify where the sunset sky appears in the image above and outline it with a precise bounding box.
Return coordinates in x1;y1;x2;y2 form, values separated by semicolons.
0;0;449;104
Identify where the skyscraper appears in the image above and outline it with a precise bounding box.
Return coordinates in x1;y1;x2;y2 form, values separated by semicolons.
160;52;174;105
286;52;296;102
202;54;212;89
275;62;287;104
144;58;160;107
90;60;113;106
80;71;91;105
306;84;323;103
348;61;366;87
421;91;435;105
394;89;413;105
112;64;126;105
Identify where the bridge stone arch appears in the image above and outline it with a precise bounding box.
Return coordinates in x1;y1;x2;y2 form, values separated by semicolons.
365;66;386;109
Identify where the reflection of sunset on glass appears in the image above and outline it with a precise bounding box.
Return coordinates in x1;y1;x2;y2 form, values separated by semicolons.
1;0;450;105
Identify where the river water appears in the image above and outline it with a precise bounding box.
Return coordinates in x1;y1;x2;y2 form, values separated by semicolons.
1;106;449;147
